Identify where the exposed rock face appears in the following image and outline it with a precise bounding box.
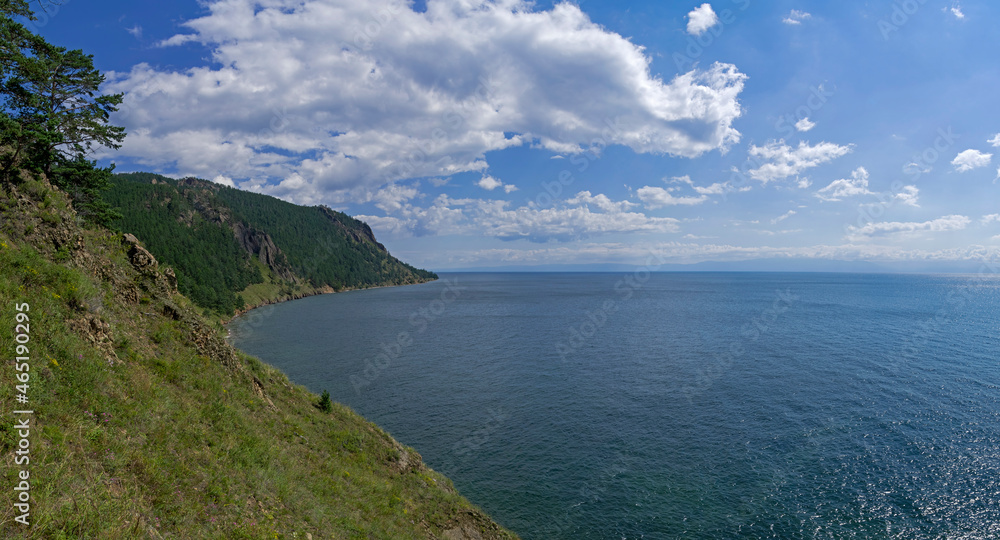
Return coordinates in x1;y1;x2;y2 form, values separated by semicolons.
164;267;178;293
121;233;177;297
441;510;513;540
318;205;386;251
123;233;158;273
233;222;294;281
69;312;118;365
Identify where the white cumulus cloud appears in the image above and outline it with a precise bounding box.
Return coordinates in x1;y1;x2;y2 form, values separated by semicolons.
359;193;679;242
104;0;748;206
372;183;420;213
477;175;499;190
747;140;853;183
477;175;518;193
815;167;875;201
696;181;747;195
637;186;708;208
566;191;637;213
770;210;796;224
816;168;920;206
893;185;920;207
669;175;746;196
686;3;719;36
794;117;815;132
782;10;812;25
846;215;970;239
951;149;992;172
903;161;932;175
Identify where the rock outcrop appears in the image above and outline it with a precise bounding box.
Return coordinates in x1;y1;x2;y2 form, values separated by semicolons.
318;205;386;251
123;233;157;272
69;313;118;366
232;222;295;281
121;233;180;297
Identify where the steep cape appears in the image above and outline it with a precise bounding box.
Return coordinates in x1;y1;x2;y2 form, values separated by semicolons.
105;172;436;315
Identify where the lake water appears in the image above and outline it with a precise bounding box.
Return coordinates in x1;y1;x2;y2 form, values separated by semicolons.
229;272;1000;539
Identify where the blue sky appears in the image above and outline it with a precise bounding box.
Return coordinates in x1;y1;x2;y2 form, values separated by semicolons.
30;0;1000;270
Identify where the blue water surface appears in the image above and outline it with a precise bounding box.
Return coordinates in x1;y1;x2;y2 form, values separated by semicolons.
229;273;1000;539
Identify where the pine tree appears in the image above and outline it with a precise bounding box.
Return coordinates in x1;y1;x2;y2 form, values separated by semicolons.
50;154;122;225
4;37;125;176
318;390;332;413
1;1;125;224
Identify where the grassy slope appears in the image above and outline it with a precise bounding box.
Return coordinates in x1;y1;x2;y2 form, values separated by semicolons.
0;177;516;538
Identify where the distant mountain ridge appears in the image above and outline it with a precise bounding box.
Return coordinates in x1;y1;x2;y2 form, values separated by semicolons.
442;258;992;274
107;172;436;315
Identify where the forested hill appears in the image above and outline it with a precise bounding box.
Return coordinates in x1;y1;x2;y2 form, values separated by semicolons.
106;172;436;315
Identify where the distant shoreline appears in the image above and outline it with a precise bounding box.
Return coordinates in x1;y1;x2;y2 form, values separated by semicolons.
222;276;438;327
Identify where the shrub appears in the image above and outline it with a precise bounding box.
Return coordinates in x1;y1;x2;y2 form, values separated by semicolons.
318;390;332;413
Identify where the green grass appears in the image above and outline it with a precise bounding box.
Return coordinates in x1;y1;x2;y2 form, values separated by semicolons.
234;258;318;313
0;181;516;539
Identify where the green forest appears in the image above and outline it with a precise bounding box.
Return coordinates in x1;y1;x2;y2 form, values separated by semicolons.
106;172;437;315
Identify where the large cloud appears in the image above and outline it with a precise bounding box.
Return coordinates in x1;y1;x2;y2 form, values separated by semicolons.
105;0;747;204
